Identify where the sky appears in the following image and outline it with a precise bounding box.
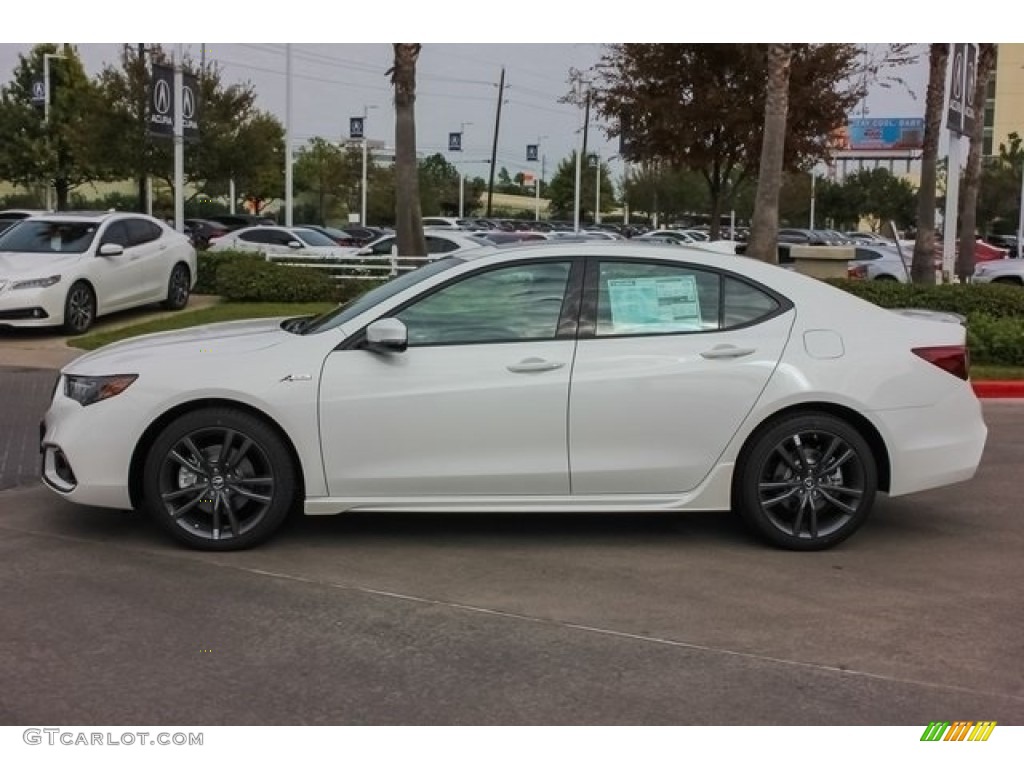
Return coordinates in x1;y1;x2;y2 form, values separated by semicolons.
0;41;933;184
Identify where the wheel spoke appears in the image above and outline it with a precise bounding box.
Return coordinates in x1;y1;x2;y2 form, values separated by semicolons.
162;485;203;501
773;443;802;474
818;436;841;469
224;503;241;537
823;484;862;498
219;429;236;466
225;437;253;473
792;492;809;535
171;491;207;518
759;480;801;491
819;488;859;515
809;499;819;537
211;491;222;538
761;486;801;508
821;448;855;475
230;486;272;503
169;449;204;475
230;476;273;486
182;437;208;471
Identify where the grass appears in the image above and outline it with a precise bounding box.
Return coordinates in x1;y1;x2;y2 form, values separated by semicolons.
67;302;335;351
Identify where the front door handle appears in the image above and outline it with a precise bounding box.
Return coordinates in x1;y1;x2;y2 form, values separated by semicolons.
507;357;565;374
700;344;756;360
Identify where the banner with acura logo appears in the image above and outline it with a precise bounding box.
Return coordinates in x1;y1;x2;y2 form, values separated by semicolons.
149;64;199;141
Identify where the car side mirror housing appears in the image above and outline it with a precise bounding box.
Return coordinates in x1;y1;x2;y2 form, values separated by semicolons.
98;243;124;256
365;318;408;353
287;240;304;249
356;246;372;257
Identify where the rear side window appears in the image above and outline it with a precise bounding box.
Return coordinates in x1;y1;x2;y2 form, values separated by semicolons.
723;277;780;328
125;218;163;246
596;261;721;335
239;230;273;244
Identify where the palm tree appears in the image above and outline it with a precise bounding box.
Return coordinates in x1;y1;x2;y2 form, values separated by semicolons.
747;44;793;263
911;44;950;284
389;44;426;256
956;44;997;281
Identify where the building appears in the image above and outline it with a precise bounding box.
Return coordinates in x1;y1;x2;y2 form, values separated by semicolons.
984;44;1024;157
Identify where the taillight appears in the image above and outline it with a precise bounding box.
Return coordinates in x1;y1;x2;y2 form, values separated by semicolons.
848;264;867;279
913;345;969;380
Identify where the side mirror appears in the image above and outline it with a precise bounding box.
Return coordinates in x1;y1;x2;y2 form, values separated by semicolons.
287;240;304;249
365;318;408;354
98;243;124;256
356;246;372;257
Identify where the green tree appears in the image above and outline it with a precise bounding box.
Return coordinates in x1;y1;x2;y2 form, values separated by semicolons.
389;43;426;256
546;152;618;222
0;44;109;209
293;138;359;224
418;152;460;215
588;44;864;238
957;44;997;279
233;112;285;215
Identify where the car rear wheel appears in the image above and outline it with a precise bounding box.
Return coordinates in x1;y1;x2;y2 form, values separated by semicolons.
734;413;877;551
63;281;95;335
993;276;1023;286
142;408;297;551
162;263;191;310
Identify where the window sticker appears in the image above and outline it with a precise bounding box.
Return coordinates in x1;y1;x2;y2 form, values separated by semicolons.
606;275;702;332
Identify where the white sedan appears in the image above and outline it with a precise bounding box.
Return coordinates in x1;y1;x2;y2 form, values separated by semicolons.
0;212;196;334
355;231;485;261
208;226;358;259
40;242;987;551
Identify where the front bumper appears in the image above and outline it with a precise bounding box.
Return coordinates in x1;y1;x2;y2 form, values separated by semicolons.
0;284;64;327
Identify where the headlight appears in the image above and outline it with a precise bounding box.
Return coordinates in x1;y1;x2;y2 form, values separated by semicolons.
12;274;62;290
64;374;138;406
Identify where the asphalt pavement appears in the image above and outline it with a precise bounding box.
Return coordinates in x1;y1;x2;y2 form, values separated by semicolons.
1;366;1022;725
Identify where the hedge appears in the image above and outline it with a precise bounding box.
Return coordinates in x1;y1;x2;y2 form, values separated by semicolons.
826;279;1024;367
194;251;263;294
215;258;341;303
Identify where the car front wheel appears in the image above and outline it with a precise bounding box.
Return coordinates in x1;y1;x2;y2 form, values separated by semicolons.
142;408;298;550
734;413;877;551
63;281;95;335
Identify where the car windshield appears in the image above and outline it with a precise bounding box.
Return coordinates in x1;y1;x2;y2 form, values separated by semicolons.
0;220;99;253
300;257;466;335
294;228;339;247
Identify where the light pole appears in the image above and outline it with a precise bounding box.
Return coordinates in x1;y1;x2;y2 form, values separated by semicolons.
809;171;817;230
361;104;378;226
42;50;66;210
284;44;293;227
454;122;472;218
533;135;547;222
594;150;603;225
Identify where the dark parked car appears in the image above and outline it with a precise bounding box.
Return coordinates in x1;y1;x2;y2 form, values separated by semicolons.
299;225;359;247
339;226;391;246
184;218;232;250
207;213;277;231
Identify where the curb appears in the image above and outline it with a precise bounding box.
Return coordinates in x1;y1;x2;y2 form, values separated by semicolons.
972;381;1024;399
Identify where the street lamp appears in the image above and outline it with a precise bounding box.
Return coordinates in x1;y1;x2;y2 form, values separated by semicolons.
361;104;378;226
533;135;548;222
42;50;66;211
455;122;473;218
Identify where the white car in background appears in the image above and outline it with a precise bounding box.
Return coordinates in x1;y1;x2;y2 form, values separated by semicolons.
972;258;1024;286
0;212;196;334
846;245;911;282
40;242;986;552
208;226;358;259
356;231;485;261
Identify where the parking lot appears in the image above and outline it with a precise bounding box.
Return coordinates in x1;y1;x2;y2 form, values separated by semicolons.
0;358;1022;725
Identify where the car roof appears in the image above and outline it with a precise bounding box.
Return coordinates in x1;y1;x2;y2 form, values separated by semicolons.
25;211;159;224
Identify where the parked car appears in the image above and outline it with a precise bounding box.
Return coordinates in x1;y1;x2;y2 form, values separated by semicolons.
338;226;390;247
184;218;232;250
39;242;986;552
846;245;911;282
0;212;196;334
208;226;357;259
207;214;277;231
0;209;49;234
973;259;1024;285
355;231;485;261
298;225;359;247
846;231;895;246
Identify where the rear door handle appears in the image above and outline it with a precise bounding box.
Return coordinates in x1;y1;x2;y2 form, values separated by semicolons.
700;344;756;360
507;357;565;373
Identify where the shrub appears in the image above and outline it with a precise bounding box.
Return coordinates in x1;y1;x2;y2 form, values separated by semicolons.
194;251;263;294
215;258;340;303
825;279;1024;319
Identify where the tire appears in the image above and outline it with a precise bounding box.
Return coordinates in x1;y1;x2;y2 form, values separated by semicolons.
874;274;898;281
142;407;298;551
993;277;1023;286
63;281;96;335
734;412;877;551
162;263;191;310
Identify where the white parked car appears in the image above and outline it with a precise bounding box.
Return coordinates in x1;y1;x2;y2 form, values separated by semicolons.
0;212;196;334
40;243;987;552
208;226;358;259
846;245;912;282
972;258;1024;286
356;231;485;261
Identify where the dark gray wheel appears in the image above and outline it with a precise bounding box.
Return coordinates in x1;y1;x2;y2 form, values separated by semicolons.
63;281;95;335
734;413;877;551
163;263;191;310
143;408;297;551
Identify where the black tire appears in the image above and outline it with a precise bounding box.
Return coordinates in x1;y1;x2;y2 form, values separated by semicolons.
874;274;898;281
142;407;298;551
162;263;191;310
993;276;1023;286
734;412;877;551
63;281;96;335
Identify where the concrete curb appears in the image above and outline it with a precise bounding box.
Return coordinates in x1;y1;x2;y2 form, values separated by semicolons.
972;381;1024;399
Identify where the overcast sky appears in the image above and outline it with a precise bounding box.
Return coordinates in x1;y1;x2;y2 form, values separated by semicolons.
0;43;930;181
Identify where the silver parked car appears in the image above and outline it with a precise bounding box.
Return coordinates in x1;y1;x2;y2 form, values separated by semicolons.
973;258;1024;286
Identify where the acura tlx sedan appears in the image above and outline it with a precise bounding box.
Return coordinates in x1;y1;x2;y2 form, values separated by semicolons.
39;243;988;552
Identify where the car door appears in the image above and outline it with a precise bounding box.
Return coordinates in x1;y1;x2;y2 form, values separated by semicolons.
91;220;146;311
568;258;795;495
124;218;171;302
318;258;582;497
235;229;274;256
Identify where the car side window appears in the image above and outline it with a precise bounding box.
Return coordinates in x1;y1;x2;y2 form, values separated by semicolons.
395;261;572;346
722;277;780;328
100;221;130;247
268;230;296;246
854;248;883;261
595;261;720;336
426;236;459;254
369;238;396;255
239;230;272;244
125;218;162;247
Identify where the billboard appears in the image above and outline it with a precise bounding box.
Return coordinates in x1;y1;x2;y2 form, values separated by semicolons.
839;118;925;151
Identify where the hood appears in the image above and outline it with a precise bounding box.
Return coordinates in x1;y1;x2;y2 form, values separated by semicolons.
66;317;294;374
0;251;82;278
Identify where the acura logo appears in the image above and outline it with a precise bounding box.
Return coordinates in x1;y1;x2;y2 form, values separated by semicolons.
182;85;195;120
153;79;171;115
